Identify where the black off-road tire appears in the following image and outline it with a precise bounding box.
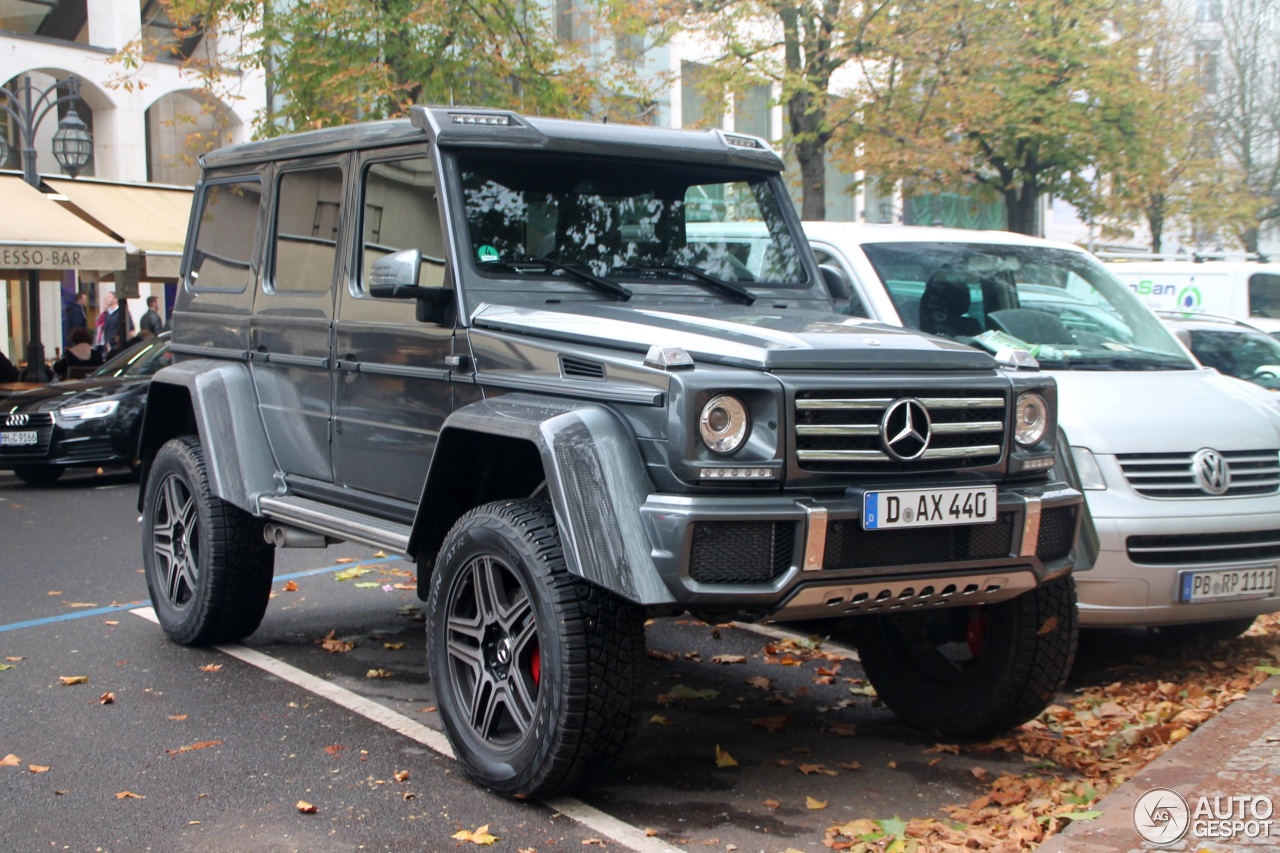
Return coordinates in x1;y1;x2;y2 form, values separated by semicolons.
854;576;1078;737
142;436;275;645
427;499;644;798
13;464;64;486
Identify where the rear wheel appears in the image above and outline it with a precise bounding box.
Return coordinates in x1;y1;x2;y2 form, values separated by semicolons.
13;464;63;486
142;436;274;645
855;576;1078;736
427;499;643;797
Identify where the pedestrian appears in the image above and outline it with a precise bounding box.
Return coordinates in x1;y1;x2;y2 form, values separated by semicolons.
100;291;134;358
140;295;165;336
64;292;89;347
53;327;103;380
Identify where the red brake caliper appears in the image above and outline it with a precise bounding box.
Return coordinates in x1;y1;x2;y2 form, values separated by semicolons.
529;641;541;686
966;610;988;658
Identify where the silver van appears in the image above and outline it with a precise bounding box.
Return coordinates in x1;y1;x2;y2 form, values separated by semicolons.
803;222;1280;637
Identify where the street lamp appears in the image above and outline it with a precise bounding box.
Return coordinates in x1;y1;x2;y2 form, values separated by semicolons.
0;73;94;381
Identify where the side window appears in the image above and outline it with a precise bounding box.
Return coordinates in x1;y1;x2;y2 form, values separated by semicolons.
812;247;869;318
190;179;261;292
1248;273;1280;318
360;157;446;288
272;166;344;293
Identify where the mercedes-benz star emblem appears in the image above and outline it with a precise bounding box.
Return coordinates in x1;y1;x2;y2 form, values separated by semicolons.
1191;448;1230;496
5;413;29;427
880;398;931;461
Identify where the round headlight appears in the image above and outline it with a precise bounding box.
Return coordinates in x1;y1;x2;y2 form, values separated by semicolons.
1014;392;1048;446
699;395;750;454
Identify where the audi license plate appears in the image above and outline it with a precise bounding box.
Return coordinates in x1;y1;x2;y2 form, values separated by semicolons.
0;431;37;447
863;485;997;530
1179;568;1277;603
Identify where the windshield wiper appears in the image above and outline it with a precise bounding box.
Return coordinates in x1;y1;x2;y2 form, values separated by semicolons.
498;256;631;301
616;264;756;305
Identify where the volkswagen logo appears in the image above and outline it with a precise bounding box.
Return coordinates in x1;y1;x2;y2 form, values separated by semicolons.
880;398;931;461
5;413;28;427
1191;448;1231;496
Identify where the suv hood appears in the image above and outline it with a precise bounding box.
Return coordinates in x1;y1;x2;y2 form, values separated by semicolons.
1054;368;1280;453
472;303;996;371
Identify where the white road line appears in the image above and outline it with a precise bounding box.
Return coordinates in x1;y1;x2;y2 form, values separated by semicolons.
131;606;677;853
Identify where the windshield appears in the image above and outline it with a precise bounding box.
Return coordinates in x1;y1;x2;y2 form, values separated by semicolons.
861;242;1195;370
456;151;808;294
93;338;172;379
1186;327;1280;389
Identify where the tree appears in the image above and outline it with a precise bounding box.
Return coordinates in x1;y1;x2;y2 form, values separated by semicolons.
667;0;893;220
112;0;662;139
855;0;1152;236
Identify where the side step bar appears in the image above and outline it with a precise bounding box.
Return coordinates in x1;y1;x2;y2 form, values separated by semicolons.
257;495;412;555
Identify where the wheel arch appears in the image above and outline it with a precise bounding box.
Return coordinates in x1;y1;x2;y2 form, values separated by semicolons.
410;394;674;607
136;360;276;514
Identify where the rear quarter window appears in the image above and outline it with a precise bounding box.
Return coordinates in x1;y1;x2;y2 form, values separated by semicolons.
189;179;262;292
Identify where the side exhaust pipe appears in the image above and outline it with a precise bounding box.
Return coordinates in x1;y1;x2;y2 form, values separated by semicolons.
263;523;333;548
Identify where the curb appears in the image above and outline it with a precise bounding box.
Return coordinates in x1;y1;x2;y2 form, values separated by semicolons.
1043;676;1280;852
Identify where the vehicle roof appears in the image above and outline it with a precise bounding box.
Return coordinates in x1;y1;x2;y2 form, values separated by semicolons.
800;221;1090;255
1102;259;1280;274
201;107;784;172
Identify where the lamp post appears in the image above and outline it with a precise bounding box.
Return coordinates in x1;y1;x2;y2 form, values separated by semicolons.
0;74;94;382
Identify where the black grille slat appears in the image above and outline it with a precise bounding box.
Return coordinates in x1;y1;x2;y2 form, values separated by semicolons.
689;522;796;584
795;389;1006;473
559;355;606;380
823;512;1015;570
1127;529;1280;565
1036;506;1077;562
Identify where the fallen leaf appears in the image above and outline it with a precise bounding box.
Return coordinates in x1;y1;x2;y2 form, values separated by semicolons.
282;580;299;592
581;841;605;848
168;714;188;721
353;582;380;589
970;766;989;779
418;706;437;714
715;745;739;767
648;714;672;726
711;654;746;665
1;754;19;766
5;656;24;662
58;676;88;686
806;796;828;810
296;800;317;814
166;740;222;756
1037;616;1060;636
887;760;897;769
65;602;98;608
103;620;118;626
798;764;837;776
392;583;416;591
319;631;355;653
0;664;12;672
198;664;222;673
384;642;406;650
751;715;792;733
763;799;781;809
335;557;356;563
838;761;862;771
334;566;373;581
99;692;115;705
28;764;50;773
823;721;857;737
923;743;961;755
366;668;393;678
47;591;62;596
453;824;498;845
928;757;943;767
667;684;718;700
324;744;345;757
393;770;410;782
115;791;145;799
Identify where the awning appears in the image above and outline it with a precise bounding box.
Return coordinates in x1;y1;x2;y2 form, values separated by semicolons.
0;174;127;275
46;178;193;280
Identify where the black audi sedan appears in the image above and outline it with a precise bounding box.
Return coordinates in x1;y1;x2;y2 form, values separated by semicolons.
0;333;171;485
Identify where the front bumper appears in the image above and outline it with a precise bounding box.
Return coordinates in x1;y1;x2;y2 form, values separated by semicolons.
1078;508;1280;627
639;482;1082;622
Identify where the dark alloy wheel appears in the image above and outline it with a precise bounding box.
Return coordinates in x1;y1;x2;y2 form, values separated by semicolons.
142;436;274;645
427;499;643;798
854;576;1079;737
13;464;64;486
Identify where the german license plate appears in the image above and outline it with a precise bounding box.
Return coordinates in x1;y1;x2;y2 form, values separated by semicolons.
0;431;36;447
1179;568;1277;603
863;485;997;530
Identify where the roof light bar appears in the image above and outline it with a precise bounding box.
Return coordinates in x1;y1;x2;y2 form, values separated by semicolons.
723;133;765;150
450;113;511;126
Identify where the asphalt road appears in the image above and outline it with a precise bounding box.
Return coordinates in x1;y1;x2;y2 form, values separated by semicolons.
0;468;1176;852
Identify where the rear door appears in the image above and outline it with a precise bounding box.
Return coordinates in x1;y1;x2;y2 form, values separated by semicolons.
250;159;346;483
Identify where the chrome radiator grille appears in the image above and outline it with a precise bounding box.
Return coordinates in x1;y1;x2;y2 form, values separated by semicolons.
1117;450;1280;498
794;390;1006;472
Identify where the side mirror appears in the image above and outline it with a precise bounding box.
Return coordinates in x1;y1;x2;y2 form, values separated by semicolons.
368;248;425;298
819;263;852;302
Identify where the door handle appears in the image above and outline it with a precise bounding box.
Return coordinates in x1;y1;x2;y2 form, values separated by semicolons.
335;354;360;372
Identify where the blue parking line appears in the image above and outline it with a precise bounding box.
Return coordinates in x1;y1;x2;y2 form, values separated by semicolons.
0;555;406;635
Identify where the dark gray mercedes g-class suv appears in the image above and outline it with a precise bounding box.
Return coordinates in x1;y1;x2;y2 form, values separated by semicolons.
137;106;1083;798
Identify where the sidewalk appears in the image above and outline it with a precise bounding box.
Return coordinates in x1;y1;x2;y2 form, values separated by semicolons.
1046;677;1280;853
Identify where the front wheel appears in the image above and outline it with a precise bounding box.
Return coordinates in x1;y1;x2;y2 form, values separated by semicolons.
427;499;643;798
141;436;275;645
855;576;1078;737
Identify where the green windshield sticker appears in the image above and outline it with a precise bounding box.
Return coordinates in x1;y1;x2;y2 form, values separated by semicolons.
477;245;500;263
